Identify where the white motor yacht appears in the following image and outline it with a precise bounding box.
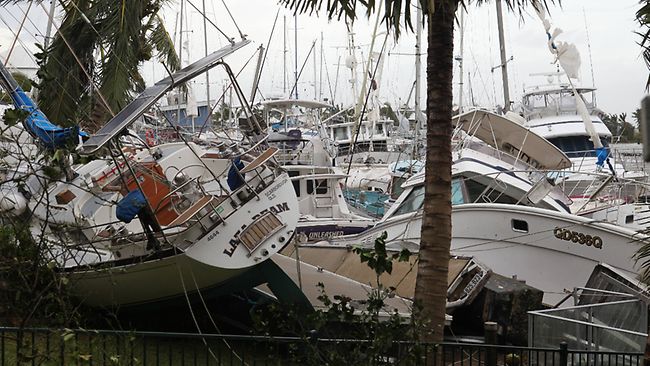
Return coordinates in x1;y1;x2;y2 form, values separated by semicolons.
301;110;650;306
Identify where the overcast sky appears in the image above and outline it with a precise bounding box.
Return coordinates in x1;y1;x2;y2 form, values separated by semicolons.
0;0;646;121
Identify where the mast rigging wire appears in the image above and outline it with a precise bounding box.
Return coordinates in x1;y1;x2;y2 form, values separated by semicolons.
288;40;317;100
5;1;32;65
38;1;114;117
0;7;99;125
344;33;389;181
185;0;237;43
250;8;280;106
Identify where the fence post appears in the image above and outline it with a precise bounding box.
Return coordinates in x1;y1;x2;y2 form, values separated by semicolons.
559;341;568;366
485;322;498;366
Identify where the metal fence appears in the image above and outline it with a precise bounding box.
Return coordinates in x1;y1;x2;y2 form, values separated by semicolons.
529;298;648;362
0;326;644;366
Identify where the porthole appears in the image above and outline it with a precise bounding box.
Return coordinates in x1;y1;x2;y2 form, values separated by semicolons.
512;219;529;233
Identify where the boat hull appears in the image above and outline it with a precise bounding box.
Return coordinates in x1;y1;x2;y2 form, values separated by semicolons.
66;251;246;307
317;203;646;305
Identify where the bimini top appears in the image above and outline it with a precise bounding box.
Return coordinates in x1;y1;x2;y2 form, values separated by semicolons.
81;39;250;155
261;99;331;110
453;109;572;170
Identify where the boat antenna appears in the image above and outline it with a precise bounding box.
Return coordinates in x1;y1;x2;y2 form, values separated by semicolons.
582;7;596;96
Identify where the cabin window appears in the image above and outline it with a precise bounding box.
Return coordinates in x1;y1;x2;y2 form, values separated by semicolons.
375;123;384;135
464;179;519;205
547;135;610;158
394;185;425;216
451;179;465;205
288;170;301;197
306;179;328;195
334;127;348;140
511;219;529;233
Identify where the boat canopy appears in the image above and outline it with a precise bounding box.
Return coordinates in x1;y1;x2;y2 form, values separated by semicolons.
453;109;572;170
81;40;250;155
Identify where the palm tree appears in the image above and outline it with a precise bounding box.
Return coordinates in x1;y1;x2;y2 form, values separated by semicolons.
637;1;650;89
13;0;179;131
279;0;552;343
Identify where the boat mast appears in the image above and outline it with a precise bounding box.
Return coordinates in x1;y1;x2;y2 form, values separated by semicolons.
415;3;422;134
44;1;56;50
201;0;211;122
294;14;298;99
313;40;317;100
319;32;324;101
495;0;511;112
251;45;265;102
457;7;465;113
283;15;287;96
355;2;383;119
177;0;184;126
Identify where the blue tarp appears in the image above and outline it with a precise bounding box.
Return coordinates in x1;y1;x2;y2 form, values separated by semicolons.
10;87;87;150
596;147;609;168
116;189;147;223
227;157;245;190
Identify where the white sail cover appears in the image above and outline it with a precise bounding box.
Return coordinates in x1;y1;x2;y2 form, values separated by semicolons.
183;39;199;117
533;2;602;149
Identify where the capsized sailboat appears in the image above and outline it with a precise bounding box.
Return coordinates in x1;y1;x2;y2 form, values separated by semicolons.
0;40;301;307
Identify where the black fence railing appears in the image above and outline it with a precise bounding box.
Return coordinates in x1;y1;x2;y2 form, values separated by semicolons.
0;327;644;366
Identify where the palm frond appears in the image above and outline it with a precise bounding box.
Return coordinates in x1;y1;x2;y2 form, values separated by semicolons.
148;15;181;72
636;1;650;89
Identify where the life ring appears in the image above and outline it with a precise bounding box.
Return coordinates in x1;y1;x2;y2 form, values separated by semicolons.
145;129;156;146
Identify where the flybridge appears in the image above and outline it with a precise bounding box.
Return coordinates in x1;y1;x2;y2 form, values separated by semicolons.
80;39;251;155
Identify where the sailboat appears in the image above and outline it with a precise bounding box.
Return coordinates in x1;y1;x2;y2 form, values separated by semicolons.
0;40;302;307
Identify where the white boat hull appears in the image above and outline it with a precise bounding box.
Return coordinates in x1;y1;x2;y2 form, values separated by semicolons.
318;203;646;305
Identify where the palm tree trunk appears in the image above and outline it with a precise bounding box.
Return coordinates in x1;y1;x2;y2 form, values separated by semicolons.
414;0;458;344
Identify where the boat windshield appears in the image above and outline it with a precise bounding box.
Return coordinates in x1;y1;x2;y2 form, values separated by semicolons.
393;185;425;216
547;135;610;158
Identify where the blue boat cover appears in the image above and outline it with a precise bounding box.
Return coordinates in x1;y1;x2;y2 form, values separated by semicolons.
10;87;88;150
227;157;245;190
596;147;609;168
116;189;147;223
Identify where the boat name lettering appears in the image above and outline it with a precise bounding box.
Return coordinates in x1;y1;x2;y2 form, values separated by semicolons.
265;179;287;200
223;224;248;257
503;143;541;169
308;231;345;240
252;202;289;221
553;227;602;249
